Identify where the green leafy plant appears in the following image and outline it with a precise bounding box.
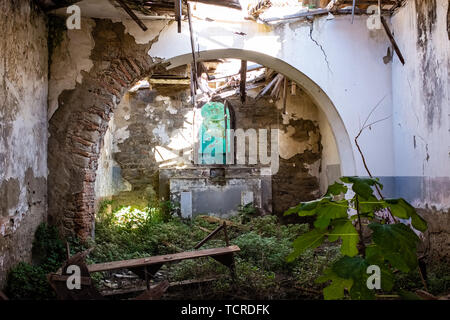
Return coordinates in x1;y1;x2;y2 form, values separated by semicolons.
285;176;428;300
6;223;66;300
237;203;257;224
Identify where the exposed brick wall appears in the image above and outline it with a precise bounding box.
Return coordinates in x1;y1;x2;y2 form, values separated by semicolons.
48;20;158;240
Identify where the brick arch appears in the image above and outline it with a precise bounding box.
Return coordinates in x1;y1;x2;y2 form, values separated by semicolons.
48;20;160;239
49;20;355;240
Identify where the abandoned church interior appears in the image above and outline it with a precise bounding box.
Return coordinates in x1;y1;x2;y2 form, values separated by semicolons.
0;0;449;301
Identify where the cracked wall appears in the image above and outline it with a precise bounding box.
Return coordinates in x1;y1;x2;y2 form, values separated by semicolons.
391;0;450;263
93;80;332;219
48;18;156;239
0;0;48;288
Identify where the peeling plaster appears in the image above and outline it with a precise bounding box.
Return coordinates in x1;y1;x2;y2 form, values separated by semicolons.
48;18;95;119
152;124;170;145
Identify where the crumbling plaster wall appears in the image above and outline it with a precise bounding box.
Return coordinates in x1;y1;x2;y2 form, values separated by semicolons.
148;13;394;179
94;82;327;217
0;0;48;288
391;0;450;263
48;10;379;238
48;18;156;239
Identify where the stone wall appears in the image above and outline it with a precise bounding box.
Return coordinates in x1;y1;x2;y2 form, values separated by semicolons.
94;80;325;218
48;19;156;239
0;0;48;288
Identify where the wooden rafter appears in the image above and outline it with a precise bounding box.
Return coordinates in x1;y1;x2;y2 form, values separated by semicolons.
380;16;405;65
240;60;247;103
116;0;148;31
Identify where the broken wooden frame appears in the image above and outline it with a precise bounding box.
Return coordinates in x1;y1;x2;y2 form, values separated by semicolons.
48;231;240;299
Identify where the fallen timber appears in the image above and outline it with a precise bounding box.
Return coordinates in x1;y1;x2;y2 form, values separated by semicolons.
47;223;240;300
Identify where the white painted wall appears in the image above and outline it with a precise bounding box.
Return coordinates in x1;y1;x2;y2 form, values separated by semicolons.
145;14;394;178
51;0;449;209
391;0;449;209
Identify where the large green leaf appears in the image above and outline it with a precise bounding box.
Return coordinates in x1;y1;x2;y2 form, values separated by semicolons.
328;220;359;257
368;223;420;272
284;198;325;216
286;228;326;262
316;268;353;300
325;182;348;197
384;198;427;232
331;256;375;300
313;201;348;230
358;195;384;215
340;176;383;199
365;245;394;291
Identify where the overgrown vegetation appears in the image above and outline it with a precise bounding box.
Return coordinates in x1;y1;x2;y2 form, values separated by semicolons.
5;196;448;300
285;176;432;300
5;224;66;300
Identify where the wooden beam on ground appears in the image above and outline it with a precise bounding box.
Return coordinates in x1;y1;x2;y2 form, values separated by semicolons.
194;224;224;249
380;16;405;65
116;0;148;31
101;277;221;297
87;246;241;273
240;60;247;103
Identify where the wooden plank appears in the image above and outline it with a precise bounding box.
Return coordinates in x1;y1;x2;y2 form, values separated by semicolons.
194;224;224;249
149;78;191;85
380;16;405;65
116;0;147;31
187;3;198;92
255;74;282;100
87;246;241;273
240;60;247;103
101;277;220;296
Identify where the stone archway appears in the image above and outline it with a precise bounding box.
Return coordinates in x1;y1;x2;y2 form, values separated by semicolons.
48;20;355;240
165;49;356;177
48;20;158;239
